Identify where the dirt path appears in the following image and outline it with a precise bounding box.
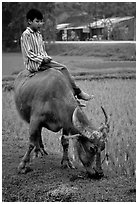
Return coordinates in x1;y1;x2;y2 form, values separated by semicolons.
2;152;136;202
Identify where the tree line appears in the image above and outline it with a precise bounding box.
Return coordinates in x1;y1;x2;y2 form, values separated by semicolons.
2;2;56;51
2;2;136;51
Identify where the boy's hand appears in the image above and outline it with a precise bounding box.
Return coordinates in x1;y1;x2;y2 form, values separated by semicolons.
47;56;52;60
43;56;52;63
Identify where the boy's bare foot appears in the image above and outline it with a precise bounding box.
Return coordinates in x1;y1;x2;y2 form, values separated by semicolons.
78;91;92;101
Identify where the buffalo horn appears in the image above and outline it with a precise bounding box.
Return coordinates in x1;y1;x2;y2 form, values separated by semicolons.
63;134;80;139
101;106;108;124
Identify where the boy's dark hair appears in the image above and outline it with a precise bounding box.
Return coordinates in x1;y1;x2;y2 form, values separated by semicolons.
26;9;43;21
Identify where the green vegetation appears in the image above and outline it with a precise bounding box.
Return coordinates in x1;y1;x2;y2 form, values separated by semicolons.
48;42;136;61
82;79;136;176
55;2;136;21
2;43;136;91
2;2;56;51
2;42;136;75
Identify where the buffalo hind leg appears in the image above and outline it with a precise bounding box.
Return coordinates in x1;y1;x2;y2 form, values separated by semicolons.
61;135;75;169
18;117;41;173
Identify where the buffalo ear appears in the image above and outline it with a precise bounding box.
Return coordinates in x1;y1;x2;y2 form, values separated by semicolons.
72;107;90;133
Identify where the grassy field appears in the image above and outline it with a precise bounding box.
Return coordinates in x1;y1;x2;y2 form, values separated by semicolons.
47;42;136;61
2;43;136;201
2;42;136;76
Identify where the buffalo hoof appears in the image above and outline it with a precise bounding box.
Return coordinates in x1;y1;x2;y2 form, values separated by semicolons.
95;171;104;179
33;148;48;159
42;149;48;155
70;174;84;182
95;170;104;178
87;171;104;180
61;159;75;169
18;165;32;174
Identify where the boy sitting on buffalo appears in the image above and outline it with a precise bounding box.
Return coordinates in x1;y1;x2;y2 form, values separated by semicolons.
21;8;91;101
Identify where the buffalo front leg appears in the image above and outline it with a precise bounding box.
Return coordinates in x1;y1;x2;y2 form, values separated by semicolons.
34;135;48;157
61;135;75;169
18;117;41;173
95;150;104;177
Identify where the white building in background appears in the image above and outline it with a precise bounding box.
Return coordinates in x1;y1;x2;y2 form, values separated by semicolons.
56;16;135;41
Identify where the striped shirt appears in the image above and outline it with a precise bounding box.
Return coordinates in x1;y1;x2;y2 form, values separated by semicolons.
21;27;48;72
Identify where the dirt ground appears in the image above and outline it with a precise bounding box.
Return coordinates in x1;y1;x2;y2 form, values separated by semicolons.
2;150;136;202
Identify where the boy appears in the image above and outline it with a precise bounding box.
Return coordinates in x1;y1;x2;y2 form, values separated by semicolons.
21;9;91;101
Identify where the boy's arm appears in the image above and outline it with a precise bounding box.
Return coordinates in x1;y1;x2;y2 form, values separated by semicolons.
21;33;44;70
21;33;52;71
40;36;52;61
40;38;48;57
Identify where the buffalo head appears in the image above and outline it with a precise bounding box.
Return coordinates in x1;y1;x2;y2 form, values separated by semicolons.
68;106;110;176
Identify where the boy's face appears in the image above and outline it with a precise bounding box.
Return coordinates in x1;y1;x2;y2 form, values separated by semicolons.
28;18;44;32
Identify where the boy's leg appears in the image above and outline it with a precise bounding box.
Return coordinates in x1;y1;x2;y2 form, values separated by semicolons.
49;61;91;101
41;60;91;101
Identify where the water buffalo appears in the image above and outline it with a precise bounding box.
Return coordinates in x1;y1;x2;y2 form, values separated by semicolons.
14;68;110;176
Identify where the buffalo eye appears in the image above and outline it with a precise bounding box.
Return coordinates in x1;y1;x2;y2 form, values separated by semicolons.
89;146;97;154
